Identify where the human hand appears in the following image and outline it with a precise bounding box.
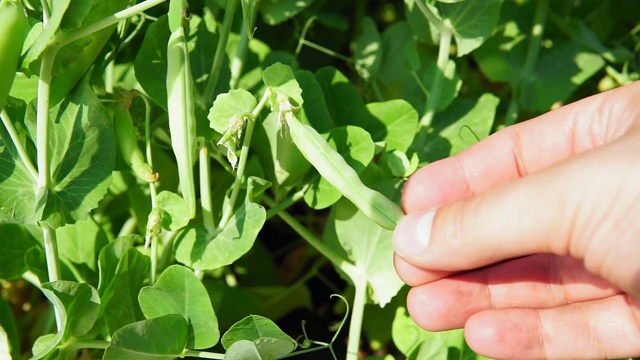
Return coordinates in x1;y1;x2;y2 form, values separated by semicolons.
393;82;640;359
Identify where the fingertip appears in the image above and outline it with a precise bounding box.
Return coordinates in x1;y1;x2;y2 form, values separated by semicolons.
393;210;436;261
402;158;471;213
465;310;541;359
394;254;454;286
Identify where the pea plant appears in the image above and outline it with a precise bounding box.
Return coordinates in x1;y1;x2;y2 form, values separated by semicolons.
1;0;638;359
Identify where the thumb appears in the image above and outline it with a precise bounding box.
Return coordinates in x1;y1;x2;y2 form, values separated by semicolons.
393;131;640;298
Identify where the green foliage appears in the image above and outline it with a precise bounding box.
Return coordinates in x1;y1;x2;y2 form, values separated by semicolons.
0;0;638;359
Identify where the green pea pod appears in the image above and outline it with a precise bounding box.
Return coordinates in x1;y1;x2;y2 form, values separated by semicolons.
166;25;197;218
113;103;157;183
285;108;404;230
0;0;29;111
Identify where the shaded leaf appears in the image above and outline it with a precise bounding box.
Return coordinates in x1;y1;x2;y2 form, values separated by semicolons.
440;0;503;56
263;62;303;107
174;199;266;270
139;265;220;349
103;314;188;360
155;191;190;231
354;17;382;82
41;281;100;339
0;224;36;280
221;315;296;357
259;0;314;26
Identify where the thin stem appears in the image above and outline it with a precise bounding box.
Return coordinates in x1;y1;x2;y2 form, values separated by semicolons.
37;47;57;188
182;350;225;359
69;340;109;350
346;275;367;360
229;25;249;90
263;196;357;279
199;141;215;233
54;0;167;50
40;0;51;26
203;0;238;105
42;224;64;332
0;110;38;181
217;90;270;228
150;234;158;283
505;0;549;126
414;0;443;32
295;16;317;57
420;22;452;127
299;40;352;63
264;185;308;220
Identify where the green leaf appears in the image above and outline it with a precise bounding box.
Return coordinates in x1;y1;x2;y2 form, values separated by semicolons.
209;89;257;135
103;314;188;360
221;315;296;358
440;0;503;56
354;17;382;82
174;198;266;270
155;191;191;231
97;235;139;295
315;67;368;127
295;70;334;133
304;126;375;209
365;100;419;152
139;265;220;349
41;281;100;339
423;93;499;161
330;198;404;306
258;0;314;25
25;79;115;229
57;219;108;284
101;248;149;335
263;62;304;107
135;15;170;110
0;224;36;280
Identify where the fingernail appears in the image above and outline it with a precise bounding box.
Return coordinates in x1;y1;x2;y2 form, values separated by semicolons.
393;209;436;258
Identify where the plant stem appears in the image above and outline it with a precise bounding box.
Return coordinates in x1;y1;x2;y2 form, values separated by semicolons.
217;90;270;228
229;25;249;90
505;0;549;126
199;141;215;233
0;110;38;181
420;22;452;127
203;0;238;105
42;224;64;332
37;47;57;189
263;196;357;279
298;39;352;63
264;185;308;220
53;0;167;50
346;275;367;360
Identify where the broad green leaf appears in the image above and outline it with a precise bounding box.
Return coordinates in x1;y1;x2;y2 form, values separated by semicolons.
186;13;221;105
155;191;190;231
57;219;108;282
139;265;220;349
102;248;149;335
174;198;266;270
354;17;382;82
365;100;419;152
25;80;115;229
0;297;19;360
439;0;503;56
9;73;39;103
295;70;334;133
41;281;100;339
263;63;304;107
97;235;138;295
221;315;296;356
259;0;314;25
31;334;59;360
135;15;170;110
24;247;48;284
0;102;40;224
315;67;368;127
103;314;188;360
422;93;499;161
404;0;439;44
331;199;403;306
0;224;36;280
209;89;257;135
304;126;375;209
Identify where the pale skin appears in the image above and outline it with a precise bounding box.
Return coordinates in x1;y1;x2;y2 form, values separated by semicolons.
392;81;640;359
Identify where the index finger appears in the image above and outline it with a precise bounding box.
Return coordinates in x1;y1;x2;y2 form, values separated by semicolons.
403;82;640;214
